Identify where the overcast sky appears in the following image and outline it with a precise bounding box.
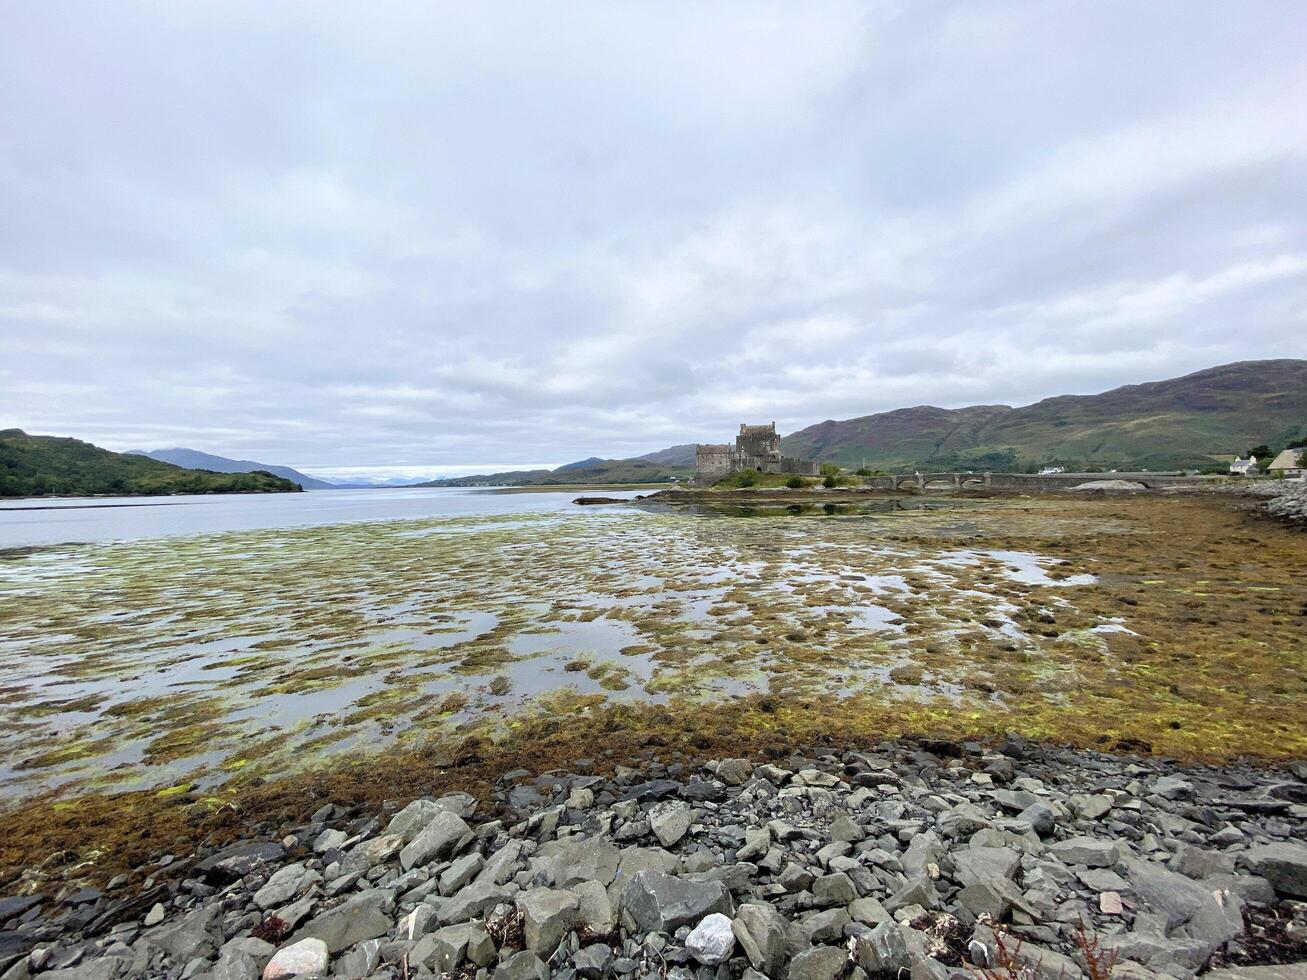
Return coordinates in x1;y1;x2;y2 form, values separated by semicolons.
3;2;1306;480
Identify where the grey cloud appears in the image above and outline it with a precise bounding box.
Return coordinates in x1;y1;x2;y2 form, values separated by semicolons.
2;1;1306;472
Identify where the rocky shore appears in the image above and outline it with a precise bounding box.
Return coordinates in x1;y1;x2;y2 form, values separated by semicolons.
1266;482;1307;525
3;737;1306;980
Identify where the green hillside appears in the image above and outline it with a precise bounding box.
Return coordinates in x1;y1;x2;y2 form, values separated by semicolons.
419;458;691;487
0;430;303;497
781;360;1307;471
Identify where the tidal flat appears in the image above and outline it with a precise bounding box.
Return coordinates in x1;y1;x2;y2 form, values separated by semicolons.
1;493;1304;879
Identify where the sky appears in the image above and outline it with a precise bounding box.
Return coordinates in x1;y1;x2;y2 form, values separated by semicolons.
2;2;1306;482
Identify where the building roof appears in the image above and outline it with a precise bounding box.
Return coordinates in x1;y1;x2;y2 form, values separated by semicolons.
1267;448;1304;470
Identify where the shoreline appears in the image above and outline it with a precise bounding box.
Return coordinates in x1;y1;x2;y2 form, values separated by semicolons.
2;732;1304;978
5;689;1306;891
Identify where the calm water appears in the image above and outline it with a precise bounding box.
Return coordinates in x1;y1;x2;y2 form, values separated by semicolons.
0;487;649;548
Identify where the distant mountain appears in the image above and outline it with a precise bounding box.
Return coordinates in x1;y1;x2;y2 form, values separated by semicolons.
129;448;338;490
781;359;1307;471
1;430;302;498
417;458;691;488
635;444;696;466
555;456;605;472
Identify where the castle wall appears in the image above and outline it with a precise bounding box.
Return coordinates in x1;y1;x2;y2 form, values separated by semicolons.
695;444;732;484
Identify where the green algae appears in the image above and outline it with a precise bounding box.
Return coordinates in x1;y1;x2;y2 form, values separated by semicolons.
1;497;1304;808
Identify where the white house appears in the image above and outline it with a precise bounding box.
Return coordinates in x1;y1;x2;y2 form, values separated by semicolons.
1229;455;1258;475
1039;465;1066;475
1267;448;1305;478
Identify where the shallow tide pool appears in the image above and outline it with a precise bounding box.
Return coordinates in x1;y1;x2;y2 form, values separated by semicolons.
0;497;1136;805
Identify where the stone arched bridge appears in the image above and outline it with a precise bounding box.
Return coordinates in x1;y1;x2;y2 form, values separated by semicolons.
861;471;1207;492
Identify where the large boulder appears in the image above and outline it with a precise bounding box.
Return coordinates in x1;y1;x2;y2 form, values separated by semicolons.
294;889;393;953
732;902;790;977
1238;843;1307;898
399;810;473;870
854;920;910;974
517;888;579;956
146;903;222;961
620;871;732;934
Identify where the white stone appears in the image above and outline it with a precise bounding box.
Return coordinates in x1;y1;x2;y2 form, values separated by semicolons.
686;912;736;965
1100;891;1124;915
262;938;329;980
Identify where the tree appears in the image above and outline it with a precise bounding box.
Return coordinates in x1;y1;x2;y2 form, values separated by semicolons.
785;475;804;488
822;474;837;488
855;467;871;477
736;469;758;487
819;463;841;477
1248;445;1271;460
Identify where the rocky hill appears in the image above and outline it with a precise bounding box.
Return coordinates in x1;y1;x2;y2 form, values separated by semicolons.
0;430;303;497
128;448;337;490
781;360;1307;471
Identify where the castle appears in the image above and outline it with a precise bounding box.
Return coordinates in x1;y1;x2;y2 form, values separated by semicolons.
695;423;819;484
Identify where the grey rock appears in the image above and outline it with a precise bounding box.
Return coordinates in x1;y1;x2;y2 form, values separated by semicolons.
812;872;857;907
716;759;754;786
737;827;771;862
440;852;485;896
517;887;579;956
1238;842;1307;898
414;921;495;972
829;815;864;843
1169;844;1235;880
536;837;620;888
254;863;320;910
399;810;472;870
854;919;910;974
494;950;550;980
650;801;692;848
798;907;850;944
572;879;616;932
387;797;468;842
620;871;732;934
848;897;891;926
1016;802;1056;836
312;828;347;853
295;888;394;953
343;833;405;873
951;846;1020;886
885;876;940;913
1205;873;1276;906
212;947;258;980
785;944;848;980
971;923;1083;980
956;878;1025;922
195;841;285;883
1150;776;1194;800
331;938;381;977
574;943;614;979
1048;836;1122;867
937;803;992;838
146;903;221;961
733;902;791;977
439;879;514;924
1121;858;1219;931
